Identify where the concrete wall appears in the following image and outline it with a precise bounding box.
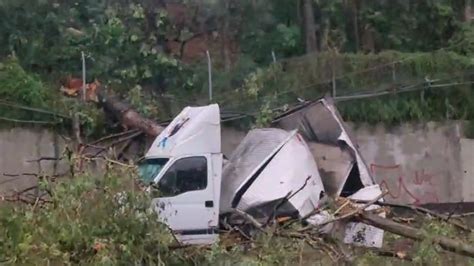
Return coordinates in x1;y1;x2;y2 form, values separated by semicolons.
0;128;67;198
1;123;473;205
461;138;474;202
348;121;470;204
220;123;473;205
221;126;246;158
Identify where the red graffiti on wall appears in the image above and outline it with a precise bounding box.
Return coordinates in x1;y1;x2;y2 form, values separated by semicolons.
370;164;439;205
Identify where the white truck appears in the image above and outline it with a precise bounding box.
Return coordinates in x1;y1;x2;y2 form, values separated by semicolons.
138;99;384;246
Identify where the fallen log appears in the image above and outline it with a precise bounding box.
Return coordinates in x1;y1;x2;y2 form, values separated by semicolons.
358;212;474;258
98;90;163;137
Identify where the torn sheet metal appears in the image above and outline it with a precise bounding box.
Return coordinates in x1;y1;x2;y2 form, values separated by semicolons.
272;97;385;247
272;97;376;198
220;128;325;218
220;128;291;214
343;185;385;248
146;104;220;158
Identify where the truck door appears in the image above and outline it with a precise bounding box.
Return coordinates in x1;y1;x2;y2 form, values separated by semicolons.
152;153;222;244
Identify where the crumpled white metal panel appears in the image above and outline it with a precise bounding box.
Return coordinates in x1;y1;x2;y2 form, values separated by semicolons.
235;133;325;218
220;128;291;213
220;128;325;218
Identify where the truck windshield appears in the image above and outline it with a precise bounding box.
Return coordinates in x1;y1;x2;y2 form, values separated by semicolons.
138;158;169;184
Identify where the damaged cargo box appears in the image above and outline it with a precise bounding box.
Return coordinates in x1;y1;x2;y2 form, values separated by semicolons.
220;128;325;220
273;97;385;247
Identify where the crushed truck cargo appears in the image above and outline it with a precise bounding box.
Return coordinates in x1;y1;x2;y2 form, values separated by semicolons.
138;97;385;246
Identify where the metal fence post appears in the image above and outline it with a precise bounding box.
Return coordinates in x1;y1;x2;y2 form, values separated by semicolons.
81;51;86;102
332;61;336;98
271;50;277;63
206;50;212;102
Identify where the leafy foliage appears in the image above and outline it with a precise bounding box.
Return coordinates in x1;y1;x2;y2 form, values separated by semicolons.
449;22;474;56
0;58;50;107
0;171;174;264
0;0;473;128
231;50;474;126
0;167;309;265
0;58;60;122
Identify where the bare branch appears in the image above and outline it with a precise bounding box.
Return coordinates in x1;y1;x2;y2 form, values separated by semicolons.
359;212;474;258
353;199;472;232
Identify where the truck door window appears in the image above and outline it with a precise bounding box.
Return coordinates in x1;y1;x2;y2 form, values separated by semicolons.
158;157;207;197
138;158;169;184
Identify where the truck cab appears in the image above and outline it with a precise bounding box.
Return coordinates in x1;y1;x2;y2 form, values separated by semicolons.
138;104;222;245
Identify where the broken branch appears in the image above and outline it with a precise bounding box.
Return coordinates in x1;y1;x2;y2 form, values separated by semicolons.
265;176;313;226
26;157;63;163
354;199;471;232
359;212;474;258
361;246;412;261
89;129;140;145
88;130;143;158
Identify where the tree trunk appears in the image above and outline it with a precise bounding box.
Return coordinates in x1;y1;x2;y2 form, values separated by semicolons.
222;0;232;72
320;16;330;51
465;0;472;21
302;0;318;53
296;0;302;27
352;0;360;52
98;91;163;137
72;112;83;145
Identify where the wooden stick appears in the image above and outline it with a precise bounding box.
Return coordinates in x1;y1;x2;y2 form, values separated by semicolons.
359;246;412;261
333;198;351;215
264;191;292;226
26;157;63;163
359;212;474;258
88;129;140;145
89;131;142;157
0;116;59;124
450;212;474;218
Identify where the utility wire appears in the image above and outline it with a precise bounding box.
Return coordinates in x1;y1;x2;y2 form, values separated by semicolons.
220;76;474;123
0;100;70;119
0;116;60;125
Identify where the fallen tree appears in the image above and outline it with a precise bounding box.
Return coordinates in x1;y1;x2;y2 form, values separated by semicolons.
60;78;164;137
97;90;163;137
